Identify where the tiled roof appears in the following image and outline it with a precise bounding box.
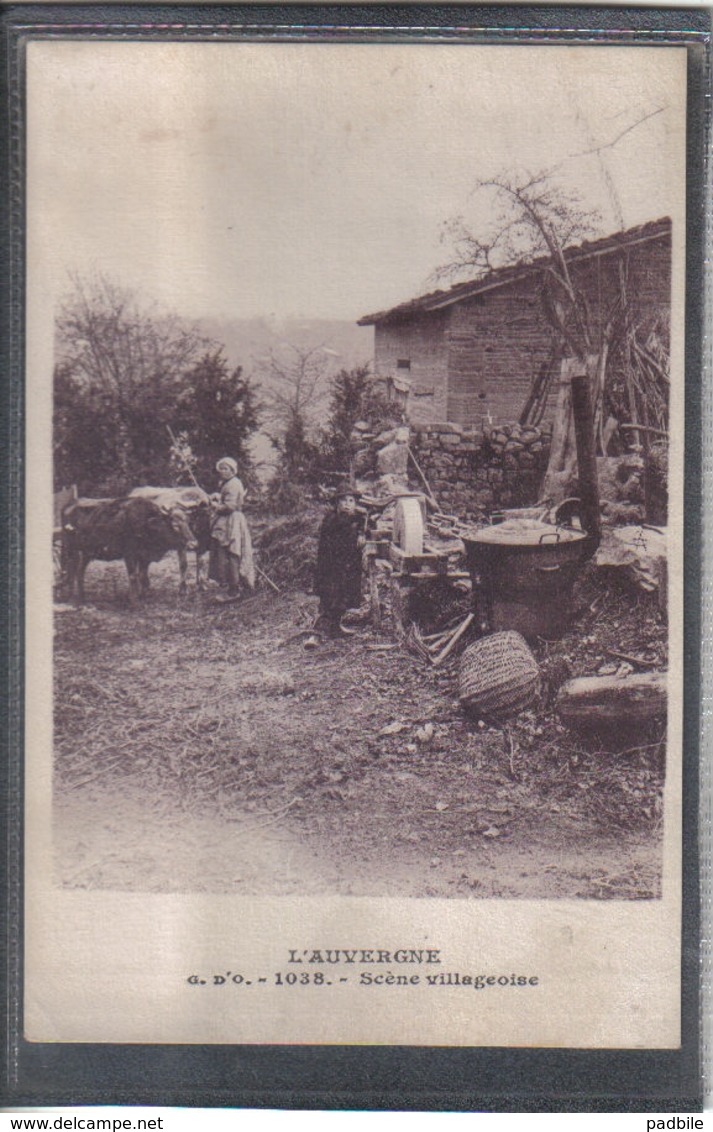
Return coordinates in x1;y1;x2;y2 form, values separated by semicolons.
358;217;671;326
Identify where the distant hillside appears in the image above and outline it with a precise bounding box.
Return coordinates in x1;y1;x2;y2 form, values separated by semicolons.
197;317;374;377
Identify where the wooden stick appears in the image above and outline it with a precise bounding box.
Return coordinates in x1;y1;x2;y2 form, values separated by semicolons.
256;565;281;593
619;423;668;438
632;340;669;384
424;624;470;653
421;628;456;644
407;446;439;509
366;553;382;629
605;647;653;670
543;358;577;492
166;424;204;493
407;625;431;661
622;357;641;451
432;613;474;667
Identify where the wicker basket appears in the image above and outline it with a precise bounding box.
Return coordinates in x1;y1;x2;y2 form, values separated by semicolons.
459;631;540;721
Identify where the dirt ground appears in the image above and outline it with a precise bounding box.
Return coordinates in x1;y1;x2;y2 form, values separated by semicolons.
53;554;666;900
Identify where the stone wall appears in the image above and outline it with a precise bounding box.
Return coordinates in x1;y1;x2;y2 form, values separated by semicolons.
411;421;552;518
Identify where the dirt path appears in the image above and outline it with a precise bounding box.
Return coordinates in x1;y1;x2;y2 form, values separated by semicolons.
53;559;664;900
55;784;659;898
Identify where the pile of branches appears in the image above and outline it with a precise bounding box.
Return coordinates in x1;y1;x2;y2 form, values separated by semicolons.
617;308;669;439
254;506;322;590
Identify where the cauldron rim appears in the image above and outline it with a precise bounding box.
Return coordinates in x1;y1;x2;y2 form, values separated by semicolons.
461;523;589;550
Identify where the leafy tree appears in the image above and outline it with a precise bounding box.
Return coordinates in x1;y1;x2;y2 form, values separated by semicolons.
53;360;119;492
319;365;399;472
174;349;260;488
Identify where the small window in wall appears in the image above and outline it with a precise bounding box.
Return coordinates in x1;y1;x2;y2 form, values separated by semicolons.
396;359;411;370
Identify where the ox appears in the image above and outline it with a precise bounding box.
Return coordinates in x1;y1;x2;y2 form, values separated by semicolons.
62;496;197;606
129;486;212;592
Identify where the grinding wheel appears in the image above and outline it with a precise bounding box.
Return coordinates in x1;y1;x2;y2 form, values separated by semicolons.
392;496;425;556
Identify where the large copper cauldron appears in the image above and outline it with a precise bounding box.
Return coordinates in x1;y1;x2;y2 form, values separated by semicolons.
462;521;597;639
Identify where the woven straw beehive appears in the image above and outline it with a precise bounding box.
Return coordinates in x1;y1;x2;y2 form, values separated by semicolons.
459;631;540;721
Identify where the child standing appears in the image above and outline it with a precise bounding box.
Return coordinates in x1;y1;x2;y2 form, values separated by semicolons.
314;489;364;637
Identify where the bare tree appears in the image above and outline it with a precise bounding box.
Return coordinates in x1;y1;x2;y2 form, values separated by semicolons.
437;168;601;282
55;273;216;490
58;273;209;399
436;167;606;363
255;343;333;481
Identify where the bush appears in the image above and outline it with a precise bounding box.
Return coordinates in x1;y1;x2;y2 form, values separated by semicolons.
264;472;308;517
317;366;403;477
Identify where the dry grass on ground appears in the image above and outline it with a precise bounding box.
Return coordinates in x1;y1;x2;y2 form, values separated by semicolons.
53;539;667;899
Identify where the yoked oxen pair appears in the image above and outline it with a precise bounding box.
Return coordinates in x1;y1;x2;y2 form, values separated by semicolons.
61;495;198;607
128;486;212;593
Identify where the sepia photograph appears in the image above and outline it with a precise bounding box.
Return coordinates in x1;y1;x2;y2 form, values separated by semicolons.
23;35;687;1048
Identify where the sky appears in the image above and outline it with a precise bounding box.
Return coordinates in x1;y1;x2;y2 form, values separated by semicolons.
27;41;687;324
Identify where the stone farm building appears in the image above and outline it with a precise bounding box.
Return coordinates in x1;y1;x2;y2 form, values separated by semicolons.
358;218;671;429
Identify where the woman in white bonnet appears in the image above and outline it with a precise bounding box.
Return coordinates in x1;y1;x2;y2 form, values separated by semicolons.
209;457;255;602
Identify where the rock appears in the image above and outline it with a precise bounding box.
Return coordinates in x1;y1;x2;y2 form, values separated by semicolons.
378;473;409;495
379;720;406;736
601;501;646;525
375;428;398;447
549;454;645;512
352;448;375;476
594;526;666;592
376;440;409;476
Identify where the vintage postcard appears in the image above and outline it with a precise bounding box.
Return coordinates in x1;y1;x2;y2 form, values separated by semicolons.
21;32;691;1056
